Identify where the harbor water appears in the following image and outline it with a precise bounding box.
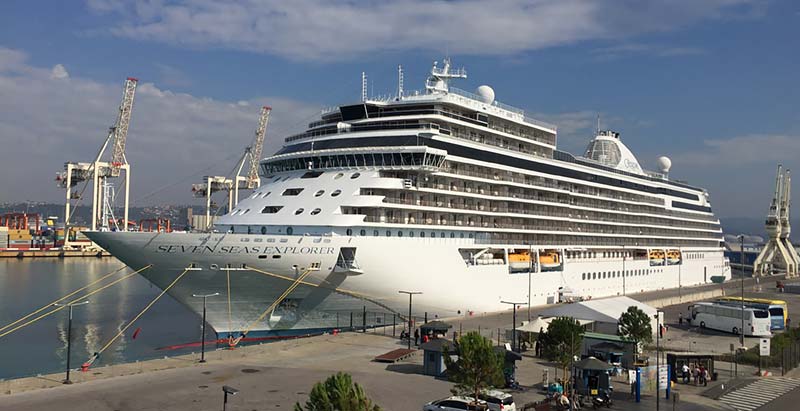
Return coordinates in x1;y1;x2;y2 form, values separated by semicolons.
0;258;204;380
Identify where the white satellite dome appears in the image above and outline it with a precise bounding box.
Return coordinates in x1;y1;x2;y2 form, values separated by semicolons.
475;85;495;104
657;156;672;174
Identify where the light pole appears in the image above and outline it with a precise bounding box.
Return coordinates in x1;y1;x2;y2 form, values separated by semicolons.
399;290;422;349
501;300;526;352
53;300;89;384
622;244;627;296
678;246;682;302
193;292;219;363
738;234;745;347
655;310;663;411
222;385;239;411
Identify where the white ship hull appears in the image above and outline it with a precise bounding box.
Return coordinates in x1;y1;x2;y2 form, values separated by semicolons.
86;231;728;335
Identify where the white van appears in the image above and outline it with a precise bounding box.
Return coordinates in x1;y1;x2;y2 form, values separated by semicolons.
689;302;771;337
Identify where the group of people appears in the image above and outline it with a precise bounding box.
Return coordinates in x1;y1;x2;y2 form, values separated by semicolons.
680;363;711;386
399;328;434;346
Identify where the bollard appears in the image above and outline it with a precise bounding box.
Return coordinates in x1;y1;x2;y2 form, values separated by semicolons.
350;312;353;330
393;313;396;337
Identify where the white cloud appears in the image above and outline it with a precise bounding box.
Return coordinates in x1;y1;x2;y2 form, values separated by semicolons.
0;46;321;205
50;64;70;79
673;134;800;167
84;0;759;61
591;43;706;60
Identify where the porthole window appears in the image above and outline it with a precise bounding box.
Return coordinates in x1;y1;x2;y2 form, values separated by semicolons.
286;227;293;235
331;190;342;197
420;231;425;238
460;232;464;238
409;231;414;237
450;233;455;238
346;228;353;236
431;232;436;238
360;229;366;236
210;264;219;270
582;273;586;280
243;209;250;214
373;230;379;236
398;231;403;237
314;190;325;197
440;232;445;238
350;172;361;179
311;208;321;215
468;233;473;238
386;230;391;237
261;226;267;235
262;192;271;198
334;173;344;180
295;208;304;215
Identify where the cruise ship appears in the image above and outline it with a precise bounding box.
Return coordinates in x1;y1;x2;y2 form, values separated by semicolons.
87;59;730;338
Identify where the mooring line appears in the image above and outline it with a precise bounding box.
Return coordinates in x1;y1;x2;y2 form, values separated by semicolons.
0;265;128;333
0;264;153;339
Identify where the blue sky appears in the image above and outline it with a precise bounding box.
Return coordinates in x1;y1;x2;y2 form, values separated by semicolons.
0;0;798;218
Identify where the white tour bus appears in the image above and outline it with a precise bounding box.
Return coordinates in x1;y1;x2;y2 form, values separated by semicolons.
688;302;772;337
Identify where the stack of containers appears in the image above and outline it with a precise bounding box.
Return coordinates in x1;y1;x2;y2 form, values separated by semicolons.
7;228;32;249
0;226;8;249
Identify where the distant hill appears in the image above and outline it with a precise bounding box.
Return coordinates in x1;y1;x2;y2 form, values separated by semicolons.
720;216;800;239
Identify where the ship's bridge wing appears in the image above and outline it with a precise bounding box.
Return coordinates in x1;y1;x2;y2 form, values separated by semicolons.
261;146;447;174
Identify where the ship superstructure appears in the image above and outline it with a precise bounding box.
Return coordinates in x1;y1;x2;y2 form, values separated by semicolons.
87;59;729;336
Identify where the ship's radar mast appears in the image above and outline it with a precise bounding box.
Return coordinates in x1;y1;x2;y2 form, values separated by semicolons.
426;58;467;94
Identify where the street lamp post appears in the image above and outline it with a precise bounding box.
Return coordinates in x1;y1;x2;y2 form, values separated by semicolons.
622;245;627;296
193;292;220;363
528;245;532;322
399;291;422;350
655;310;663;411
53;300;90;384
739;234;745;347
678;246;682;302
222;385;239;411
500;300;526;352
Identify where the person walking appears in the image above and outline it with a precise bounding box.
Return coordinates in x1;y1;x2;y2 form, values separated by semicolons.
679;312;683;325
703;368;710;387
681;363;689;384
692;365;699;385
414;328;419;346
698;365;706;386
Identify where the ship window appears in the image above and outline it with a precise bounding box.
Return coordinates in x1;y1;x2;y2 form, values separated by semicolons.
468;233;473;238
450;233;455;238
283;188;304;196
301;171;323;179
254;238;263;242
431;232;436;237
374;230;379;236
331;190;342;197
351;172;361;179
287;227;293;235
210;264;219;270
334;173;344;180
240;238;250;242
360;229;366;236
582;273;586;280
398;230;403;237
311;208;322;215
261;192;271;198
460;232;464;238
261;206;283;214
258;255;267;259
386;230;391;237
295;208;304;215
346;228;353;236
272;255;281;259
440;232;445;238
409;231;414;237
314;190;325;197
420;231;425;238
243;209;250;214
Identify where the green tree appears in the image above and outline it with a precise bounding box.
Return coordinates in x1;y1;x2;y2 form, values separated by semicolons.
444;331;505;403
618;306;653;361
294;372;380;411
542;317;584;378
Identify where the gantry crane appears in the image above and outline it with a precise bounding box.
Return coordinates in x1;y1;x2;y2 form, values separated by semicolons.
191;106;272;230
754;165;799;277
56;77;137;248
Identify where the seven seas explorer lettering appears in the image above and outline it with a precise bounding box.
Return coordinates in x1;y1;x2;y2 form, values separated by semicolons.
155;245;336;255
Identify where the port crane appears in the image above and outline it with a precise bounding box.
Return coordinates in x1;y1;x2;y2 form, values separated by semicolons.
191;106;271;230
55;77;138;248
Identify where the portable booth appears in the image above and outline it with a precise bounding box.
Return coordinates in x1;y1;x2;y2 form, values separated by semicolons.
573;356;614;397
421;338;455;377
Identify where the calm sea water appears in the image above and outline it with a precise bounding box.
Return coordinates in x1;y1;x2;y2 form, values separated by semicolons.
0;258;204;379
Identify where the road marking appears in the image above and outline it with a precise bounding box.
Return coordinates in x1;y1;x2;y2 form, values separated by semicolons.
718;377;800;411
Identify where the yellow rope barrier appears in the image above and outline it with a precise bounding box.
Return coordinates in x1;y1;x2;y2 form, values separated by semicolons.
0;264;153;339
0;265;128;333
88;267;191;363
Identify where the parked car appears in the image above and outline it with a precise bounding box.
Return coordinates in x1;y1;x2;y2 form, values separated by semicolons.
479;389;516;411
423;396;488;410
